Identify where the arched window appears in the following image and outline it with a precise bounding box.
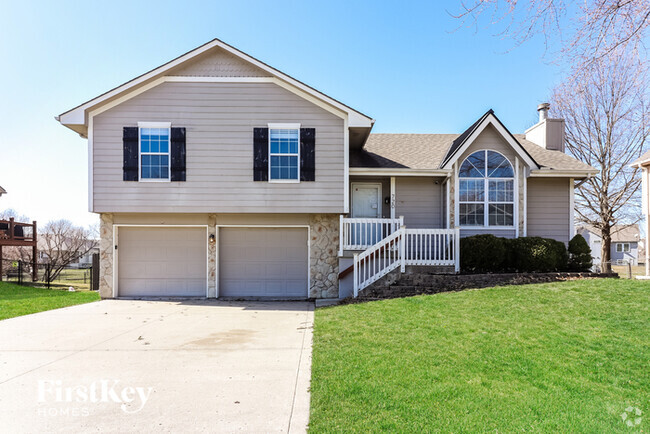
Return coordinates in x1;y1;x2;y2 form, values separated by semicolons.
458;150;514;226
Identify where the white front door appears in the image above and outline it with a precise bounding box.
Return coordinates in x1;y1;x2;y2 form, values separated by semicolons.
351;183;381;218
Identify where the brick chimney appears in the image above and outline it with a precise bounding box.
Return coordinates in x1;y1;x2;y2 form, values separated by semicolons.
524;103;565;152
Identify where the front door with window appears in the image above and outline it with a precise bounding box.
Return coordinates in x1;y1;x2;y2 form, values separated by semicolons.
351;183;382;246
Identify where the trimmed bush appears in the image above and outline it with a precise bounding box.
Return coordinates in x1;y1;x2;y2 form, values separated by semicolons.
461;235;568;273
509;237;568;272
568;234;593;271
552;239;569;271
460;234;508;273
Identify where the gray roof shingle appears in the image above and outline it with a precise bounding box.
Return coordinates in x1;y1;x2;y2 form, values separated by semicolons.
351;133;596;174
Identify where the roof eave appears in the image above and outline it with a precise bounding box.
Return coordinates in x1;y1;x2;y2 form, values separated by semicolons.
349;167;451;176
529;169;598;178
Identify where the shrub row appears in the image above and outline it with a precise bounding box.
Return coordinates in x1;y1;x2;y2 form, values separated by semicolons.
460;234;591;273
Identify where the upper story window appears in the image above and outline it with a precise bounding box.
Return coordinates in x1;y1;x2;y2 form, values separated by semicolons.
616;242;631;253
139;123;170;181
458;150;514;227
269;126;299;182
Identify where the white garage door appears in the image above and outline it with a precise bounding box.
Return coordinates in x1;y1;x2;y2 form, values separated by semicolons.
219;227;308;298
118;227;207;297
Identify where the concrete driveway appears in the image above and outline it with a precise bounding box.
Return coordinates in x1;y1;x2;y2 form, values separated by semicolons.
0;300;314;433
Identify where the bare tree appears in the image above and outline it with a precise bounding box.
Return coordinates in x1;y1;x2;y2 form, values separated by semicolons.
551;51;650;271
452;0;650;67
40;219;98;282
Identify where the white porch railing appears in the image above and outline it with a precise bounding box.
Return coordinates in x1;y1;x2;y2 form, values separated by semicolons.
339;216;404;254
353;227;460;297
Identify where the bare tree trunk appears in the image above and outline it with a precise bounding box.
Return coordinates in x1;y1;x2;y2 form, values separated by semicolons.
601;227;612;273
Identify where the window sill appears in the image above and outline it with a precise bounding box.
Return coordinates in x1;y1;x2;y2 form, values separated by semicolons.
268;179;300;184
138;178;171;183
458;226;515;230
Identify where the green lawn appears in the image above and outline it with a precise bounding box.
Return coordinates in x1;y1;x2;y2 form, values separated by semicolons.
310;279;649;432
0;281;99;320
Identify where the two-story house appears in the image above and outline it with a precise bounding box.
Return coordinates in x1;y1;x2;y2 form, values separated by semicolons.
577;224;641;267
58;39;596;300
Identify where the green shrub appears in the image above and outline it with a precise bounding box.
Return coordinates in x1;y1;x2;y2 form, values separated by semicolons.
568;234;593;271
509;237;568;272
460;234;508;273
460;234;569;273
552;239;569;271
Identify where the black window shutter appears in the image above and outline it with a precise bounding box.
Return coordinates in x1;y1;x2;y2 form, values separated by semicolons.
300;128;316;181
170;127;186;181
122;127;139;181
253;127;269;181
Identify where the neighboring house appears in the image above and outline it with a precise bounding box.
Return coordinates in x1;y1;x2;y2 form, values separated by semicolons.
37;240;100;268
576;225;640;267
57;39;597;300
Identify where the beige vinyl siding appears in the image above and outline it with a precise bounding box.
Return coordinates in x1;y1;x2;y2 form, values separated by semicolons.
93;81;345;213
527;177;570;243
395;177;444;228
110;213;311;226
457;124;518;166
169;47;269;77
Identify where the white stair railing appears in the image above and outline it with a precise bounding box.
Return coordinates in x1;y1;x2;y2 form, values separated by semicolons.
353;229;403;297
353;227;460;297
403;229;460;267
339;216;403;254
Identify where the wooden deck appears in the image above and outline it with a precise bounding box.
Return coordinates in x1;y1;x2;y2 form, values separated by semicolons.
0;218;38;281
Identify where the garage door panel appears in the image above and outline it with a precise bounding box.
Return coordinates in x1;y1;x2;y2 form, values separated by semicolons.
118;227;206;297
219;227;308;298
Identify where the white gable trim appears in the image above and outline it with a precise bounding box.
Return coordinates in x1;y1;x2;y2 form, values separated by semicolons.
59;39;373;129
441;114;538;170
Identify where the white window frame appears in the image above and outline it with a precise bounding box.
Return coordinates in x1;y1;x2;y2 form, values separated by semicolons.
616;242;630;253
268;123;300;184
458;149;515;228
138;121;171;182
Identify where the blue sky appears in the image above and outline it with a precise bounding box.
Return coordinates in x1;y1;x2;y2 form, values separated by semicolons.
0;0;567;227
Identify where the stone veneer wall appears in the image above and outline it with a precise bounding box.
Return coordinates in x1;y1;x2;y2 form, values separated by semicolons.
519;162;526;235
99;213;114;298
448;173;455;228
208;214;217;297
309;214;339;298
359;271;618;299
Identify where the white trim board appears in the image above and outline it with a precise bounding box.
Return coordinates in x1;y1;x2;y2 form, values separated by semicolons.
58;38;373;132
112;224;209;298
215;225;311;299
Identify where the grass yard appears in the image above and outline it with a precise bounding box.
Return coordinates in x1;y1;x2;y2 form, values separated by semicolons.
310;279;649;432
0;281;99;320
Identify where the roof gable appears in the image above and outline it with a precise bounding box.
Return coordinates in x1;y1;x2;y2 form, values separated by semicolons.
169;47;270;77
57;38;373;136
440;110;538;170
578;224;640;242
